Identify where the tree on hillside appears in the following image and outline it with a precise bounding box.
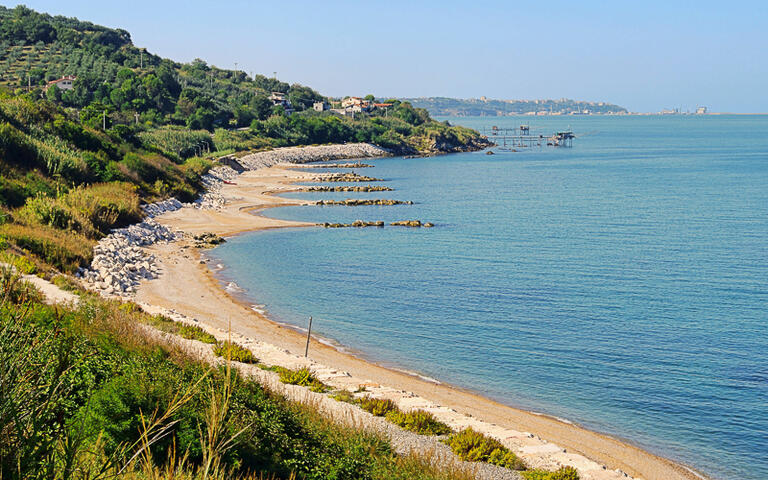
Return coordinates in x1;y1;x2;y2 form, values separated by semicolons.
287;84;324;111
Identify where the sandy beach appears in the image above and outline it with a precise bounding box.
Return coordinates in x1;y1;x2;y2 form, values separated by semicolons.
133;148;706;480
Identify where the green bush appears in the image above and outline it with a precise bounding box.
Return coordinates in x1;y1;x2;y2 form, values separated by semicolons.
277;366;328;393
356;396;398;417
522;467;580;480
213;340;258;364
0;251;36;274
444;428;526;470
176;323;217;344
19;193;73;230
183;156;213;177
384;409;452;436
331;390;355;403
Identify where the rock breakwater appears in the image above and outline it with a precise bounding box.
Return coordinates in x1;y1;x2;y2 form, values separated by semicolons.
313;172;384;182
322;220;385;228
391;220;434;227
315;199;412;206
298;162;374;169
320;220;434;228
239;143;390;170
142;198;184;218
306;185;393;192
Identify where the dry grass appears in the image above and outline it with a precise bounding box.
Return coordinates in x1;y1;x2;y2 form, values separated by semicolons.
17;182;141;238
0;222;94;272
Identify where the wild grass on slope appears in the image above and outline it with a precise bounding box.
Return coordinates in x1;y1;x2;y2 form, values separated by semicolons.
0;222;94;272
17;182;142;238
0;275;474;480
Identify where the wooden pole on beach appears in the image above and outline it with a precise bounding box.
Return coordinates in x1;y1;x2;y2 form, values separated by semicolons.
304;316;313;357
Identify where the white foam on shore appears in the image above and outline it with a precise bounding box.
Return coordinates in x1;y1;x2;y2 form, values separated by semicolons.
250;304;266;314
391;367;442;384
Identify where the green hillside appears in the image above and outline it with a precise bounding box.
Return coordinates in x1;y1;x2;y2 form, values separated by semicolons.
0;5;487;153
0;4;488;273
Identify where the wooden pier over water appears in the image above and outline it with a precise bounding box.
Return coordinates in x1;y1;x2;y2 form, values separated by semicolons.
482;125;575;148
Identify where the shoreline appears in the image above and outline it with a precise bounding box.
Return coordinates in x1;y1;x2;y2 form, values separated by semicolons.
133;145;707;480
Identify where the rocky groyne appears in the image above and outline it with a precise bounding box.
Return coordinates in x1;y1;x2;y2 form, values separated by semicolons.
313;172;384;182
142;198;184;218
239;143;390;170
306;185;393;192
315;199;413;206
321;219;434;228
298;162;374;169
391;220;434;227
322;220;385;228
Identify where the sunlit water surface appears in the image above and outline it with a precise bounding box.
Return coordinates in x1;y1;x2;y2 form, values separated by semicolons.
208;116;768;480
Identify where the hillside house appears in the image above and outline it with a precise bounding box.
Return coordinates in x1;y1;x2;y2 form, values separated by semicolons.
44;75;76;91
341;96;371;111
313;101;329;112
269;91;289;107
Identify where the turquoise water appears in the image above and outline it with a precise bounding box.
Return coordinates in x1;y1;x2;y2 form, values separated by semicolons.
208;116;768;480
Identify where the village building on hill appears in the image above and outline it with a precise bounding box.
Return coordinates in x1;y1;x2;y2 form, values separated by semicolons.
269;91;294;114
341;96;371;111
44;75;76;92
313;101;329;112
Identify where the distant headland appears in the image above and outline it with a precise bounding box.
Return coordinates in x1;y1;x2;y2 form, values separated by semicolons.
400;96;629;116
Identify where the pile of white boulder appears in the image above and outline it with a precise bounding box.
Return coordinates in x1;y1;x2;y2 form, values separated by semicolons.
195;165;239;210
77;218;180;297
142;197;184;218
239;143;390;170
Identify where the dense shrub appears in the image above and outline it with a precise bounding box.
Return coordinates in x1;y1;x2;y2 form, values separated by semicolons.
384;409;452;436
138;126;212;160
444;428;526;470
357;396;398;417
275;366;328;393
213;340;258;364
522;467;580;480
183;156;213;177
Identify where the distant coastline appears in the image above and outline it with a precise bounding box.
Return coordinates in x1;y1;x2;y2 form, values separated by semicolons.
401;96;628;116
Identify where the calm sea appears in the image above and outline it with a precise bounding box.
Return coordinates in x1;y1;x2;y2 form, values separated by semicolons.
208;115;768;480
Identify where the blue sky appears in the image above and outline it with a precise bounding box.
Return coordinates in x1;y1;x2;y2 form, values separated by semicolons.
4;0;768;112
